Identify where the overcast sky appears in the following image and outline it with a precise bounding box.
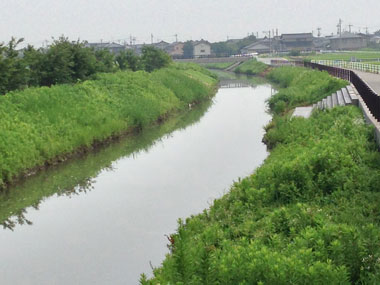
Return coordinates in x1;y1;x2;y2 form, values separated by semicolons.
1;0;380;46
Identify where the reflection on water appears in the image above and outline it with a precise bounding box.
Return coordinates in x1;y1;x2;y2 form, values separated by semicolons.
0;101;213;231
0;76;273;284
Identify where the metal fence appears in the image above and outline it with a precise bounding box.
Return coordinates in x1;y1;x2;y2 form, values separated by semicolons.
304;61;380;122
312;60;380;75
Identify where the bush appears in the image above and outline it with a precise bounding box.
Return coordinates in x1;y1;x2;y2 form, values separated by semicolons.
267;66;347;114
144;67;380;284
141;46;172;72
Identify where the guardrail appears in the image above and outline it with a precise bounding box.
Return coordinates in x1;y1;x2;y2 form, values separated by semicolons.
312;60;380;75
304;61;380;122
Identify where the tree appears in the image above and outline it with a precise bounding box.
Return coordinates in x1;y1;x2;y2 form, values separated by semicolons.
0;38;28;94
40;36;75;86
23;45;45;87
94;49;116;73
183;41;194;59
141;45;171;72
70;41;97;81
116;49;140;71
211;35;257;57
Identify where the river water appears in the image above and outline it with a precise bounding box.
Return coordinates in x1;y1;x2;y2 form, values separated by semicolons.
0;73;273;284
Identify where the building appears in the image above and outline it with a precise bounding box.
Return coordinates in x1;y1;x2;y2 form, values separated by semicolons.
242;33;315;54
329;32;368;50
370;36;380;44
85;42;126;54
193;40;211;58
278;33;314;52
165;42;184;58
241;39;271;54
153;41;170;51
313;37;330;50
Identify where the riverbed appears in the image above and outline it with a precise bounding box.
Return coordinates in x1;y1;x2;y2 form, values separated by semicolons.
0;73;273;284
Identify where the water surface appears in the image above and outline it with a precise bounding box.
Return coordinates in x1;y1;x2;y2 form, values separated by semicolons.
0;74;273;284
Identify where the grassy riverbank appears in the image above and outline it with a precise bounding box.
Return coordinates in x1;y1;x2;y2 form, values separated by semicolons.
142;67;380;284
234;58;268;75
200;62;235;70
0;99;214;230
0;63;217;190
267;66;347;115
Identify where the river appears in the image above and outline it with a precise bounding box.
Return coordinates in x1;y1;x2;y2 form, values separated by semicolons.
0;72;273;284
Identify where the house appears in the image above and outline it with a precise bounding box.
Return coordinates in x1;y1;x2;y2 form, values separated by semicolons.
313;37;330;50
278;33;314;52
85;42;126;54
242;33;315;54
165;42;184;58
153;41;170;51
370;36;380;44
329;32;368;50
241;38;271;54
193;40;211;58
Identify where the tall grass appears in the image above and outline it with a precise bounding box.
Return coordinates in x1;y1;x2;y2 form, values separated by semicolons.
267;66;347;114
143;67;380;284
0;99;214;229
0;64;217;189
234;58;268;75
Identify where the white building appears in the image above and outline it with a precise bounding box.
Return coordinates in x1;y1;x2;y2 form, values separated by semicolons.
193;40;211;58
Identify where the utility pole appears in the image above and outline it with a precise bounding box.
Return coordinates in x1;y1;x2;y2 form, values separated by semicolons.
337;18;342;36
365;27;369;34
151;34;154;44
317;27;322;37
130;35;133;46
174;34;178;42
263;30;271;54
348;24;353;33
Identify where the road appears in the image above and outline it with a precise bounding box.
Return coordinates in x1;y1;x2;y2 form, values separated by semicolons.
354;70;380;94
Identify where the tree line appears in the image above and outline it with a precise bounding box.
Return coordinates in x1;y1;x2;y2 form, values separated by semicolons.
0;36;171;95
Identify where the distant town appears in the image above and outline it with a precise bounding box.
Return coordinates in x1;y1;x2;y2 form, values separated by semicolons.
84;28;380;59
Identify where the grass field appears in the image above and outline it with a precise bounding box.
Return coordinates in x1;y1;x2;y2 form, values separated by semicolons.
305;51;380;62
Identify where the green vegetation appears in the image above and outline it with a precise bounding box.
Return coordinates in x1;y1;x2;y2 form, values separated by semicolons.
211;35;257;56
267;66;347;114
0;99;213;230
200;62;234;70
305;51;380;62
0;63;217;189
234;59;268;75
183;41;194;59
367;61;380;65
143;67;380;284
0;37;171;94
210;69;268;86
